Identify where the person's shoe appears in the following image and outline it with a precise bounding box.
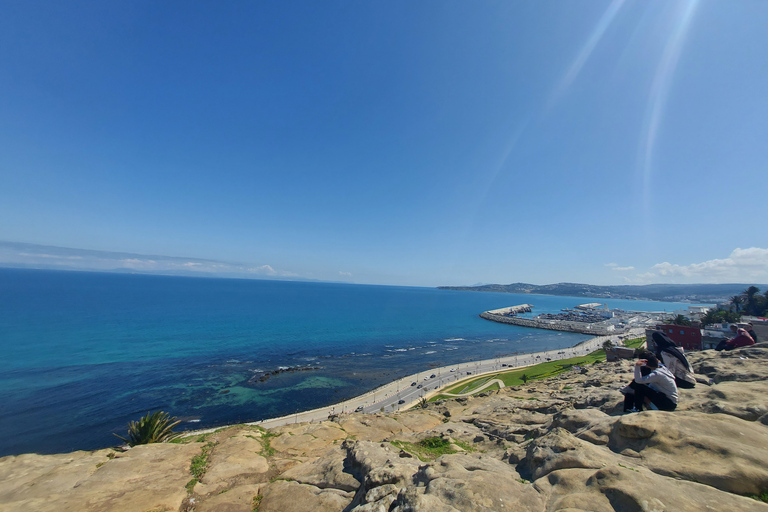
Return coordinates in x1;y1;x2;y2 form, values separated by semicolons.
623;407;640;414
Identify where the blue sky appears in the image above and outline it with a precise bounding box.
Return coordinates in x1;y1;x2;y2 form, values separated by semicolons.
1;1;767;287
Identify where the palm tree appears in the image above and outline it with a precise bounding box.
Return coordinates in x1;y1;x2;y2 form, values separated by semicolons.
114;411;182;446
742;286;760;316
729;295;743;313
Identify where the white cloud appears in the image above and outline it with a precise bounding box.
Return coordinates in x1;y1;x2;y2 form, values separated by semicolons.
120;258;159;270
338;271;352;277
249;265;277;275
605;263;634;272
642;247;768;283
1;242;303;280
18;252;83;260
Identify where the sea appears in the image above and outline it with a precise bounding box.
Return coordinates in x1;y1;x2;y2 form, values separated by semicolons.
0;268;697;457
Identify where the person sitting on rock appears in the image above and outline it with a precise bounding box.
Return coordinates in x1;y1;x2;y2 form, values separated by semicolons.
623;352;678;413
652;332;696;389
746;322;759;343
715;325;755;351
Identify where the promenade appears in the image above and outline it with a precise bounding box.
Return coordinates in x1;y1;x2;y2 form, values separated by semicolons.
197;327;643;432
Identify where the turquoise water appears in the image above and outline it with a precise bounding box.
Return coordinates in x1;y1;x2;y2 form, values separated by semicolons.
0;268;691;456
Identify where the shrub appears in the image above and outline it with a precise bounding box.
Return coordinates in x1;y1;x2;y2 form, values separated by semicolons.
114;411;182;446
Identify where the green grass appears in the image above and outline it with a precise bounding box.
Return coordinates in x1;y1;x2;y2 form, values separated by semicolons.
186;440;217;493
430;337;645;401
185;478;198;493
750;492;768;503
390;436;474;461
259;431;280;457
623;337;647;349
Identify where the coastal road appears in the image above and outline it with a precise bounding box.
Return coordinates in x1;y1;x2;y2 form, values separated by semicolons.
235;328;646;431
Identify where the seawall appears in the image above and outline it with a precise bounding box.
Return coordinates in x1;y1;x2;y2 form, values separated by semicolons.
479;311;619;336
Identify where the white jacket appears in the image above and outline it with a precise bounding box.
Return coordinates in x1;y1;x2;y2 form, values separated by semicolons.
634;365;679;404
660;352;696;387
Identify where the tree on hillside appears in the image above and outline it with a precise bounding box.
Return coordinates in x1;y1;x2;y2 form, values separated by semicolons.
742;286;760;315
671;314;692;326
729;295;743;313
701;308;741;327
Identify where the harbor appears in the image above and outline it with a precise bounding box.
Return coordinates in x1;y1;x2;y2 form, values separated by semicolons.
480;303;669;336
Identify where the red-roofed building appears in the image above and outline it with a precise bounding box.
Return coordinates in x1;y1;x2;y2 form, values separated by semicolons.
650;324;702;351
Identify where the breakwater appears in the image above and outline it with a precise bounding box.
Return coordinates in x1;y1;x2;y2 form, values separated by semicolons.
480;310;619;336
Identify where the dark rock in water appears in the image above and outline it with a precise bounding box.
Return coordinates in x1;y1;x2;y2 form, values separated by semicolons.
219;389;230;394
248;365;322;385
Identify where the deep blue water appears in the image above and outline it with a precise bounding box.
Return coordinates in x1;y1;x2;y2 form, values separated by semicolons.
0;268;693;456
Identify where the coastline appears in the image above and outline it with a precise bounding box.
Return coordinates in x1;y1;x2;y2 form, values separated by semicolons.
182;327;645;436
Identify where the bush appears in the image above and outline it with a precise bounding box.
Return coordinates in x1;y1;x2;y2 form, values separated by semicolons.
114;411;182;446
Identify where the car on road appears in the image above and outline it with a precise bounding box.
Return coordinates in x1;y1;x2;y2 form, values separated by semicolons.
502;364;507;367
417;384;423;389
398;399;405;404
466;372;472;375
355;406;363;412
411;382;416;386
450;369;456;372
430;374;436;378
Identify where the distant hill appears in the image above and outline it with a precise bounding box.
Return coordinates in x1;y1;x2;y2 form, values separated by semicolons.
437;282;768;304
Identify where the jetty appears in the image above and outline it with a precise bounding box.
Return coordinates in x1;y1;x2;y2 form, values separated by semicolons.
485;304;533;316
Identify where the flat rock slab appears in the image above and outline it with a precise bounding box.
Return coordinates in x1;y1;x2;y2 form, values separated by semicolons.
0;442;202;512
0;449;112;504
257;480;352;512
195;483;264;512
534;466;768;512
194;431;269;495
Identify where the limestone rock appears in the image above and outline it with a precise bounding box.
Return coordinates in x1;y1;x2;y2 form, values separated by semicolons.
195;483;264;512
0;442;201;512
521;427;612;480
257;480;352;512
270;422;346;456
395;454;545;512
281;445;360;492
534;466;768;512
0;449;111;505
338;414;410;441
194;430;269;495
607;411;768;495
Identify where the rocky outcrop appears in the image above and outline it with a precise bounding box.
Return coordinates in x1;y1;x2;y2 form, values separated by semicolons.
2;344;768;511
